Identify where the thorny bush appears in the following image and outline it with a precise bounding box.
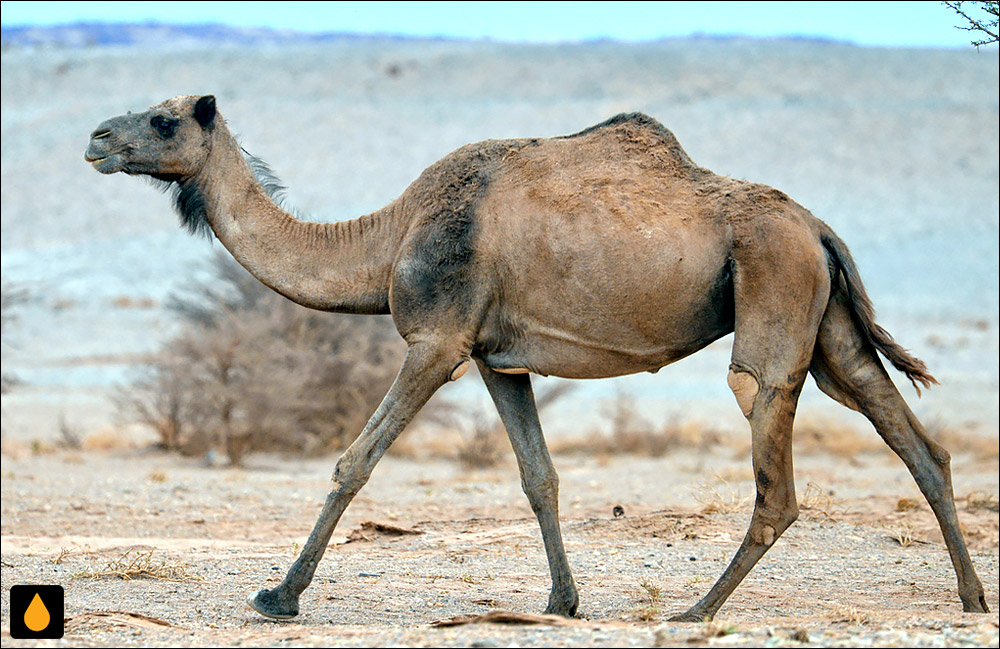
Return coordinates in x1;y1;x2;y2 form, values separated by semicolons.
115;255;404;465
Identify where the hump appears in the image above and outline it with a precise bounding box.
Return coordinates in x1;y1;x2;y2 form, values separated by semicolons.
561;112;672;139
558;112;701;172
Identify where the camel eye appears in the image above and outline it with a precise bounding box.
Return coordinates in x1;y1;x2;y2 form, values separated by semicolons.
151;115;177;138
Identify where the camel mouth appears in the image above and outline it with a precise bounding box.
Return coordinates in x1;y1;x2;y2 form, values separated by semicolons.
85;151;124;174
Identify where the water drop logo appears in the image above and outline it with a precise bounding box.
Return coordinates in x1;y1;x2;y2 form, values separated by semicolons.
24;592;51;631
10;585;64;639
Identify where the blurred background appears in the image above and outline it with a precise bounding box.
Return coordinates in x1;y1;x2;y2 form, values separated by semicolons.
2;1;997;466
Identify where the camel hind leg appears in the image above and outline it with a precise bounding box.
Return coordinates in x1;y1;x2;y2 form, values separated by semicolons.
809;279;988;613
670;240;831;621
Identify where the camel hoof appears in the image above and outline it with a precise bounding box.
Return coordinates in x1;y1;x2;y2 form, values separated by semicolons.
962;593;990;614
247;588;299;620
667;608;713;623
544;591;579;617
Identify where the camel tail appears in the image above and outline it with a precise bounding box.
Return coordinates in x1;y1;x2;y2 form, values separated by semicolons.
819;225;938;395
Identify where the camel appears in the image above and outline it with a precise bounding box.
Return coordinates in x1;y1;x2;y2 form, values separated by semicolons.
85;95;989;621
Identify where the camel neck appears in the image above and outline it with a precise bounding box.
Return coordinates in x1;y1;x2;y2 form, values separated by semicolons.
191;125;402;314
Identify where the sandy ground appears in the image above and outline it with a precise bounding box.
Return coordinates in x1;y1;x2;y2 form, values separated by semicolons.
1;444;997;646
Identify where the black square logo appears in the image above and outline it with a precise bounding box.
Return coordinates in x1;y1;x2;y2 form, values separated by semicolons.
9;585;64;639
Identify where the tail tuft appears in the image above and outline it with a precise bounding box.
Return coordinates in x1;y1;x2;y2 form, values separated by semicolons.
820;226;938;395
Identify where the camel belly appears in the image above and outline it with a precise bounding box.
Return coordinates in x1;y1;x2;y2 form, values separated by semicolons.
480;314;731;379
477;261;734;379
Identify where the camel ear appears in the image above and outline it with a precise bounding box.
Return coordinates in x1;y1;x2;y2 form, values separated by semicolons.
194;95;216;128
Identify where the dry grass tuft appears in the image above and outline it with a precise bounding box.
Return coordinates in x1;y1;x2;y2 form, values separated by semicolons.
696;620;741;638
630;578;663;621
963;490;999;512
884;520;920;548
82;428;135;452
30;439;58;455
1;438;28;459
799;481;846;521
829;604;873;625
693;474;750;514
111;295;158;309
73;549;200;582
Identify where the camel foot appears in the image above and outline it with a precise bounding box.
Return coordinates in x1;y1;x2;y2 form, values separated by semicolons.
544;591;579;617
962;593;990;614
667;607;713;623
247;588;299;620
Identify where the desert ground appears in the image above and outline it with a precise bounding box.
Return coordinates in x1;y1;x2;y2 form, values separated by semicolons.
1;31;998;646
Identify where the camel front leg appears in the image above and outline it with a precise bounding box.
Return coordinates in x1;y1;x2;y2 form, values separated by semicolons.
249;342;458;619
477;361;578;616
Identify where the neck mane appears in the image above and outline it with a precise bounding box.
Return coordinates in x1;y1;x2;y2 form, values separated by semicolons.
172;119;405;315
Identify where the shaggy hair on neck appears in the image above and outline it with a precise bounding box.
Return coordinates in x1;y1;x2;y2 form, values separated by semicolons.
146;147;291;239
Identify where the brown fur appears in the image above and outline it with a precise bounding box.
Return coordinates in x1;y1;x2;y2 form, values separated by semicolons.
86;96;988;621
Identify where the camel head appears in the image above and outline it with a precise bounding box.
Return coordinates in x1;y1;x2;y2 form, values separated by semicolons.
85;95;217;180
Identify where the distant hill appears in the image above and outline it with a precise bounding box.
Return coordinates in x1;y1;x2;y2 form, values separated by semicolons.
0;22;416;49
0;22;849;51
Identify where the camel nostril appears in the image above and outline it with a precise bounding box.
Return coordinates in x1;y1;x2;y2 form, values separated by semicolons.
91;128;112;140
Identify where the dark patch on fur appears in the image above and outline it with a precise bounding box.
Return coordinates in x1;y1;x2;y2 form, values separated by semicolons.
174;179;212;238
392;141;527;324
755;469;770;506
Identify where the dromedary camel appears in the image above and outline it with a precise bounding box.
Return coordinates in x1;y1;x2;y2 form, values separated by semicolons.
86;95;989;621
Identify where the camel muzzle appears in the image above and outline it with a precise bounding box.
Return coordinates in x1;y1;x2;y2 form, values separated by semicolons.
85;122;125;173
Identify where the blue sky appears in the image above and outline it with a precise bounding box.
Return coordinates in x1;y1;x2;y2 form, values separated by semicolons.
0;1;992;48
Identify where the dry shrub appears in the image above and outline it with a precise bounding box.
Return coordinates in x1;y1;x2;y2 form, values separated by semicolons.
551;392;725;457
1;438;28;459
1;283;30;393
456;413;505;469
452;381;576;469
114;255;405;465
794;419;884;459
924;419;999;458
795;417;998;461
